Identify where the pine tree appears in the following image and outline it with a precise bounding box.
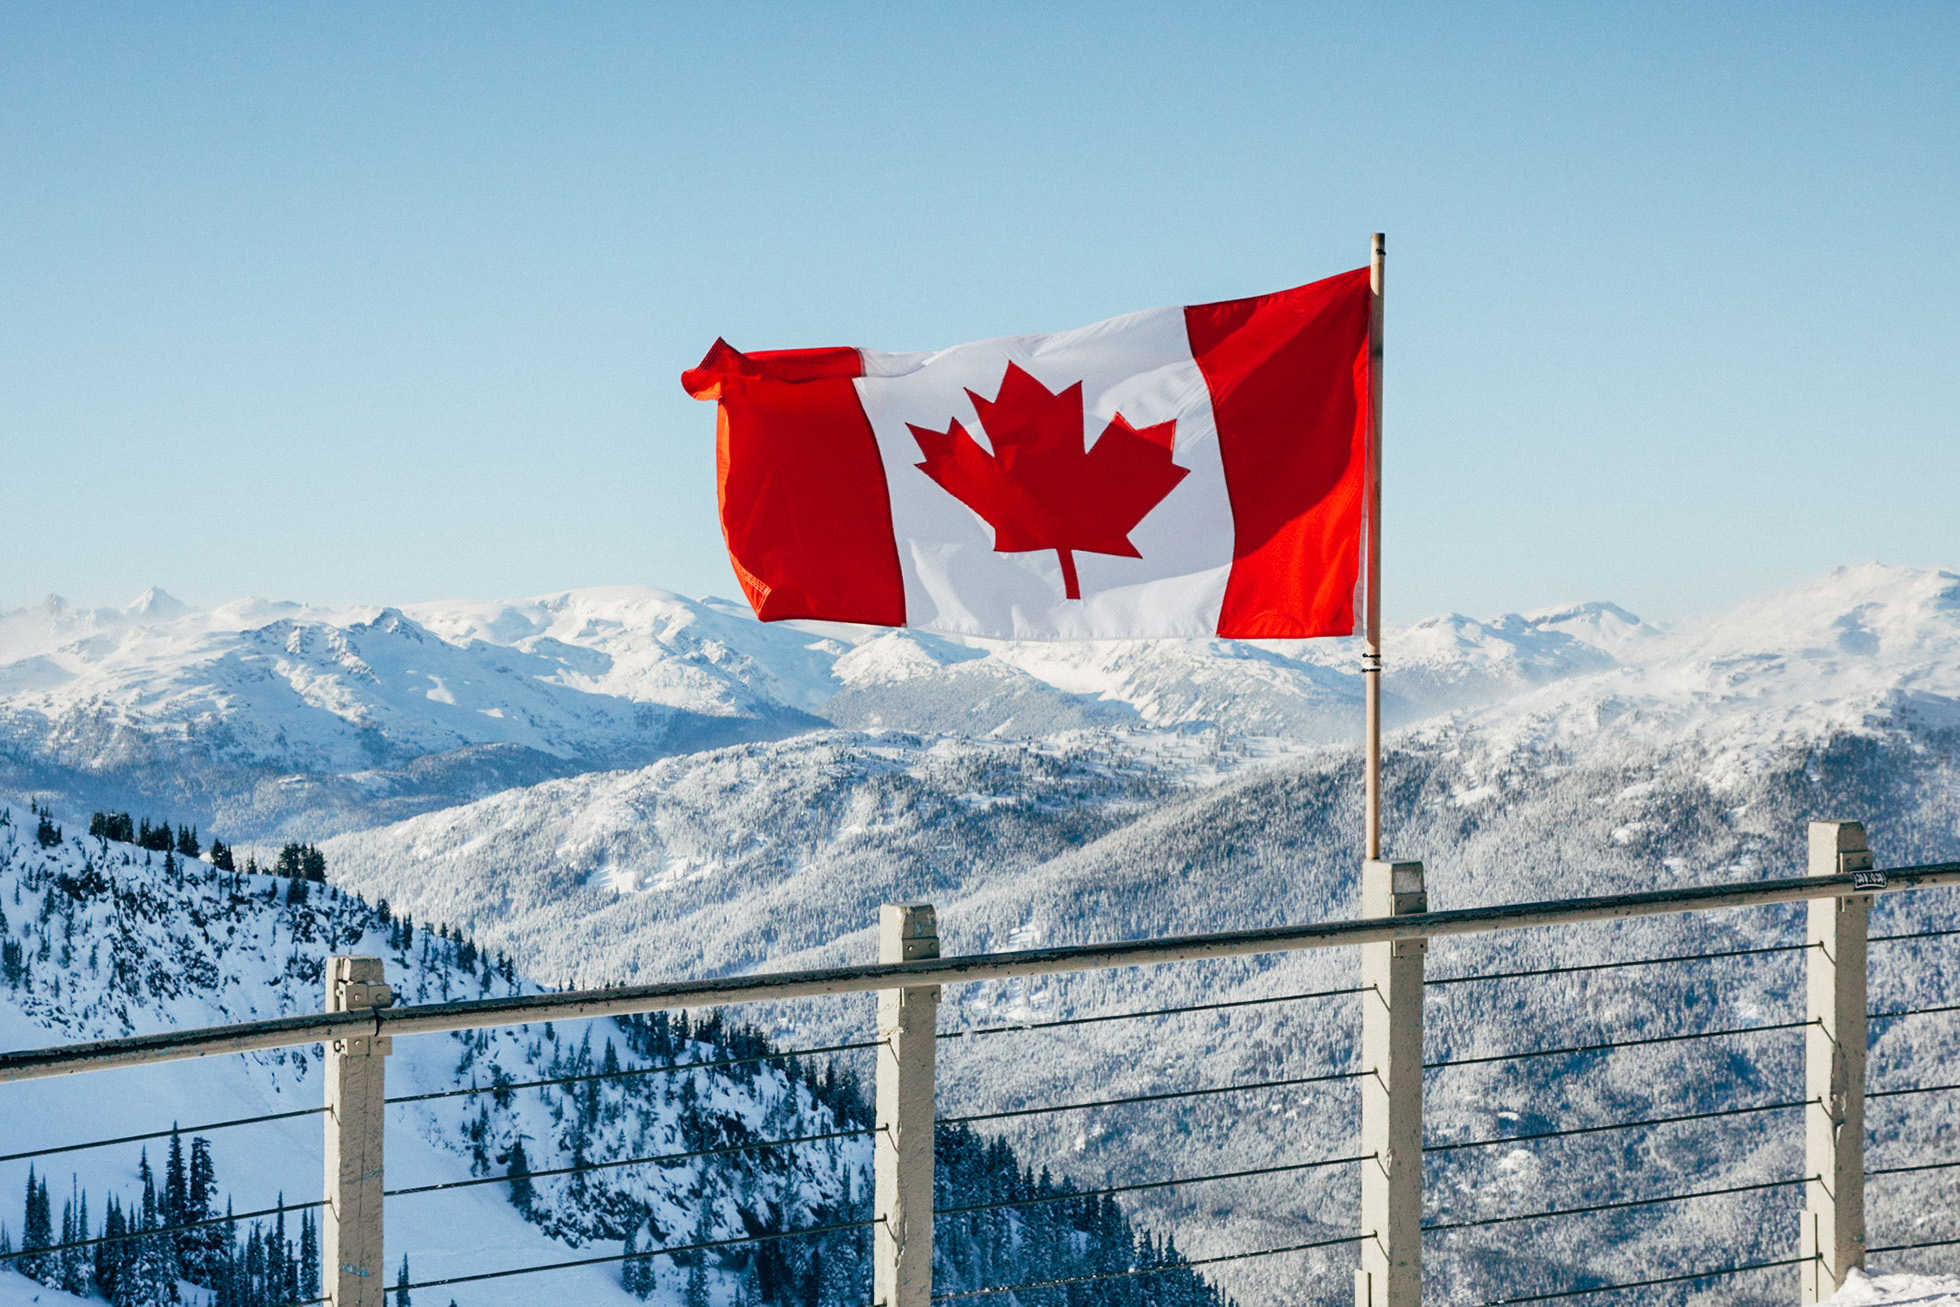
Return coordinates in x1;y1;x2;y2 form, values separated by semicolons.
96;1194;126;1301
61;1182;89;1296
506;1138;535;1215
127;1165;176;1307
684;1201;714;1307
621;1224;643;1297
299;1209;321;1301
273;1196;292;1304
209;839;236;872
165;1127;188;1228
396;1253;413;1307
20;1163;52;1281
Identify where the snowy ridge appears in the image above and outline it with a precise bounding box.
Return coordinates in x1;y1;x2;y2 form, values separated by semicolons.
9;565;1957;842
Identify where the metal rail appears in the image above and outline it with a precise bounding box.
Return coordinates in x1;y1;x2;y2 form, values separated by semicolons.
1478;1256;1807;1305
400;1216;882;1293
7;861;1955;1085
931;1234;1369;1300
1422;1097;1808;1153
937;1068;1362;1125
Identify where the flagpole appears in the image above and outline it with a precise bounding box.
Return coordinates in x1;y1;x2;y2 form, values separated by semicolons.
1364;233;1385;863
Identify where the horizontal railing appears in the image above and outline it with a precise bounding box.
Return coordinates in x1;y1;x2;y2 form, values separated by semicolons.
5;860;1957;1085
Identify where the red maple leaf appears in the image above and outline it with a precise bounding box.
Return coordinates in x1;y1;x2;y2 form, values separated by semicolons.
909;363;1189;600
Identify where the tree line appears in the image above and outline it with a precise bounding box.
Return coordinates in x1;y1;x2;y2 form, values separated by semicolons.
2;1128;318;1307
86;810;327;883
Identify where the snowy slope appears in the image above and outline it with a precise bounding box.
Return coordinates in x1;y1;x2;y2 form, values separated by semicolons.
313;565;1960;1307
0;816;873;1307
0;813;1227;1307
0;570;1683;839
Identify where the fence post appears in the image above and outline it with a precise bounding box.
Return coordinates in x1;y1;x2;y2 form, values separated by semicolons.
324;955;392;1307
876;903;939;1307
1801;822;1872;1304
1356;860;1426;1307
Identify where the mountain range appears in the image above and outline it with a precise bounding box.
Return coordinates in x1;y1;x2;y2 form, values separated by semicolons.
5;563;1960;1307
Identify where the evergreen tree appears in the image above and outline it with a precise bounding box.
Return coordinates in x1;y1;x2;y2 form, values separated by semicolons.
244;1221;266;1305
127;1165;176;1307
96;1194;127;1301
209;839;236;872
20;1164;51;1281
175;824;200;857
506;1138;535;1215
272;1197;292;1305
165;1127;188;1228
396;1253;413;1307
299;1209;321;1302
35;812;62;848
684;1202;714;1307
621;1223;642;1297
60;1181;89;1296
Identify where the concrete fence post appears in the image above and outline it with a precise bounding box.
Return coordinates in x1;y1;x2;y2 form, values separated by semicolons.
324;956;392;1307
1802;822;1873;1304
875;904;939;1307
1357;860;1426;1307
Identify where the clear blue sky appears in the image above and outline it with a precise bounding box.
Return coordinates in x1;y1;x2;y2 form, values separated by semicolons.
2;4;1954;624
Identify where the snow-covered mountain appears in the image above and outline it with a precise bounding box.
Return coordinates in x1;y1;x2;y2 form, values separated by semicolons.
5;563;1960;1306
0;813;1225;1307
0;572;1677;840
306;564;1960;1306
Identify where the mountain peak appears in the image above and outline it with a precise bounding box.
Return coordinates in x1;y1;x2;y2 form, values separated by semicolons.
124;586;191;620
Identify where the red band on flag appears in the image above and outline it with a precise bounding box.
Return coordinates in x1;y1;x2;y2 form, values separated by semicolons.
684;341;907;625
1186;269;1371;639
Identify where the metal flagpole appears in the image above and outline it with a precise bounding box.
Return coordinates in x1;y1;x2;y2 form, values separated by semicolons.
1364;233;1385;862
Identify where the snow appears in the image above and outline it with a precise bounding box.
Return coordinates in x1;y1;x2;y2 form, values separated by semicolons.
7;564;1957;841
1832;1270;1960;1307
0;821;872;1307
4;563;1960;1307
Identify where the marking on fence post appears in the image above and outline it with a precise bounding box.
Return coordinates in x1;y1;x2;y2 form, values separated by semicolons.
876;903;939;1307
324;955;392;1307
1801;822;1871;1304
1357;860;1426;1307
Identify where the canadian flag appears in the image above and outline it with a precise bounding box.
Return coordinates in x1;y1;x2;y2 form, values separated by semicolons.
683;267;1372;641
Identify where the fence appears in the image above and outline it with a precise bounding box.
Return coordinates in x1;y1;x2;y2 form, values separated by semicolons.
1;819;1957;1307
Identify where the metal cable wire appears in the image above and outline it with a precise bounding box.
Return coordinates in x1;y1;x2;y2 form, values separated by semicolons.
1870;928;1960;943
1424;1175;1810;1233
1475;1256;1807;1306
930;1234;1368;1300
1871;1235;1960;1253
1423;1098;1809;1154
0;1197;327;1263
1869;1002;1960;1023
400;1216;881;1292
0;1106;326;1165
1426;1019;1811;1070
1428;943;1809;988
1869;1159;1960;1177
938;986;1368;1039
939;1069;1362;1126
1869;1082;1960;1100
937;1153;1372;1218
386;1038;884;1105
385;1126;877;1198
